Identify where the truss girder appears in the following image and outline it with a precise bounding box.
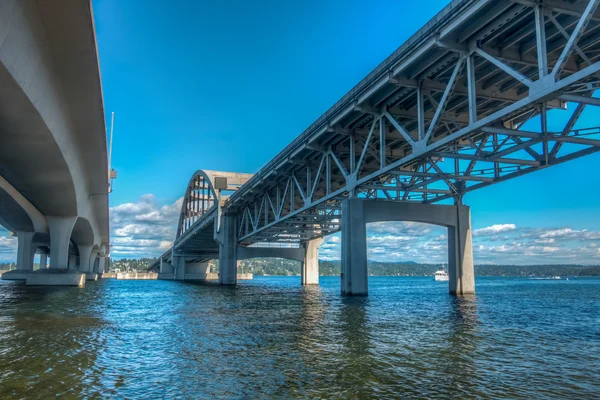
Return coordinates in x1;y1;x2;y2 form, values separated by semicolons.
167;0;600;248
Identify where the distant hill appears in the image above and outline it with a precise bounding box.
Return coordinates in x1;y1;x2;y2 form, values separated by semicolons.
9;257;596;277
235;259;600;277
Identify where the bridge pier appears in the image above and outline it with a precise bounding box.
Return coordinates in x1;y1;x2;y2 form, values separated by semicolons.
77;245;97;281
341;199;368;296
447;206;475;296
173;256;185;280
40;253;47;269
340;198;474;296
26;217;85;286
184;261;212;281
218;215;238;286
98;255;106;274
158;258;174;279
47;217;77;270
2;231;35;280
302;238;323;285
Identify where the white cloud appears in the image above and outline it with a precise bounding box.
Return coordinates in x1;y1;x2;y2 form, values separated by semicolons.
10;191;589;265
540;228;600;241
474;224;517;236
0;235;17;262
109;195;182;259
315;222;600;265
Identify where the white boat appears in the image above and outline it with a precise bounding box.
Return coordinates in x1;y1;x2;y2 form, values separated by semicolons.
434;266;449;282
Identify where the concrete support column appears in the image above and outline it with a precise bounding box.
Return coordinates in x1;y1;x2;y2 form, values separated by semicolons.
218;215;238;286
47;216;77;269
77;245;93;273
39;253;47;269
16;231;35;271
173;255;185;280
89;252;97;271
447;206;475;295
185;261;211;280
302;238;323;285
69;254;77;270
159;258;173;274
341;198;368;296
186;262;210;274
97;256;105;274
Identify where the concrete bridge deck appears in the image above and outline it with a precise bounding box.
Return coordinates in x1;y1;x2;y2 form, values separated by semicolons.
150;0;600;295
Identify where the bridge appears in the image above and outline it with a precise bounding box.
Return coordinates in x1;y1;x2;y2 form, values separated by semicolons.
0;1;109;286
152;0;600;295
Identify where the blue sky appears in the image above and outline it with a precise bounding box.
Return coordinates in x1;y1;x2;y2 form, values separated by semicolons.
2;0;600;264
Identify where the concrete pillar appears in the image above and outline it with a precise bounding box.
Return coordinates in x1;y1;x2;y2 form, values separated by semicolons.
89;252;97;271
185;261;210;280
69;254;77;270
159;258;173;274
16;231;35;271
186;261;209;274
77;245;93;273
98;256;105;274
47;216;77;269
173;256;185;280
39;253;47;269
302;238;323;285
218;215;238;285
341;198;368;296
447;206;475;295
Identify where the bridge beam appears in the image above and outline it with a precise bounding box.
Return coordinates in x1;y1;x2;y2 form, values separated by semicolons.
340;198;474;296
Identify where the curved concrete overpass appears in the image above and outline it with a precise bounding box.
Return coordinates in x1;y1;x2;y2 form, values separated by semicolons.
0;0;109;285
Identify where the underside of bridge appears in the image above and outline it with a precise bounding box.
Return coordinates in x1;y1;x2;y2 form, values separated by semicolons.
155;0;600;296
0;0;110;286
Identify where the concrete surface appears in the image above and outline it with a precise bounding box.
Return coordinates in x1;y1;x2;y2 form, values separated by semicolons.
85;273;98;281
1;270;28;280
341;199;475;296
26;270;85;287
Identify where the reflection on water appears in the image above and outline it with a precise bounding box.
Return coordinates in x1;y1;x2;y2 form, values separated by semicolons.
0;276;598;398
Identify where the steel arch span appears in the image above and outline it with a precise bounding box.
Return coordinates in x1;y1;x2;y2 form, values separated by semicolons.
176;170;254;240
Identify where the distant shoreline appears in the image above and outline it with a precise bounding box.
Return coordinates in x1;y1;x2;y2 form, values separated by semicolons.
254;273;598;278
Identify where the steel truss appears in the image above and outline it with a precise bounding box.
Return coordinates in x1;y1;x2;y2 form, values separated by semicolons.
225;0;600;245
177;174;216;238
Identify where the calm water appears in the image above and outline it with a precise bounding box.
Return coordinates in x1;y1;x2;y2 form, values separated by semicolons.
0;276;598;399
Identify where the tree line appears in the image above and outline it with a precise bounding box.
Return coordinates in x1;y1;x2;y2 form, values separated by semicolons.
3;258;598;277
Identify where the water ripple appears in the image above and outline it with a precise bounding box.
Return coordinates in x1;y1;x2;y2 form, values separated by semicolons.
0;277;597;398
